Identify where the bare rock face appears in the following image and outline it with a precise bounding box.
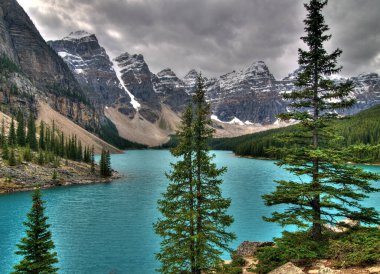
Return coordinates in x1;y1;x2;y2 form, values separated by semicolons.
48;32;134;114
0;0;99;130
183;61;288;124
0;0;84;97
280;69;380;116
152;68;191;112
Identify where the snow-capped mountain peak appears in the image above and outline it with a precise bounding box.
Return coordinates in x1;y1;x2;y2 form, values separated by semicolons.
63;30;93;41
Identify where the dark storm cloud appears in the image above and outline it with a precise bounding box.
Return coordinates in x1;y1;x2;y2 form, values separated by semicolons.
20;0;380;79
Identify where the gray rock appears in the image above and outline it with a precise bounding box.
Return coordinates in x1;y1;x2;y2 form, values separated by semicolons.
268;262;304;274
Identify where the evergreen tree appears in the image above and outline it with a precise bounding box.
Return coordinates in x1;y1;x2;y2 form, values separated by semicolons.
2;138;9;160
90;146;95;173
263;0;380;241
8;148;17;166
39;121;45;151
27;115;38;150
12;189;58;274
8;117;16;147
37;150;44;165
0;117;5;147
155;74;235;274
100;149;112;177
16;112;26;146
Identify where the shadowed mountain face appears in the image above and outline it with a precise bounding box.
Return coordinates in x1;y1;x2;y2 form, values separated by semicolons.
0;0;85;99
0;0;104;133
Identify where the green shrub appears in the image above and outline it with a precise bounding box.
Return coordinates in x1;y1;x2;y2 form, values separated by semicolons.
253;246;286;274
230;251;247;267
213;264;243;274
329;228;380;268
254;231;329;273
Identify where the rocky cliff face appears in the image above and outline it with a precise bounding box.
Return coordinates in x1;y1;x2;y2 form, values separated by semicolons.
278;69;380;116
204;61;286;124
152;68;191;112
0;0;99;129
0;0;84;98
48;31;134;114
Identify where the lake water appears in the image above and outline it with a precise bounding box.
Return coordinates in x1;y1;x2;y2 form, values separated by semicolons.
0;150;379;274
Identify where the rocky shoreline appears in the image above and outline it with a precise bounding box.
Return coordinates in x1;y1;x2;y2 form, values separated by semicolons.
0;159;122;194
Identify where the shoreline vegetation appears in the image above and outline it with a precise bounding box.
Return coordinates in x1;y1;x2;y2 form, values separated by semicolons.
0;158;121;194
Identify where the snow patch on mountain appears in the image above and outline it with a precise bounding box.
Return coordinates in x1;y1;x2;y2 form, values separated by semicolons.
112;61;141;110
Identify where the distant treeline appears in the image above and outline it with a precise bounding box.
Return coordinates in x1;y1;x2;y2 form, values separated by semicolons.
208;104;380;163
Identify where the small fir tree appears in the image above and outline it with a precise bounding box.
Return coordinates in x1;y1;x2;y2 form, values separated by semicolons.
0;117;5;146
16;112;26;146
12;189;59;274
37;150;44;165
90;146;95;173
263;0;380;241
8;148;17;166
100;149;112;177
27;114;38;150
8;117;16;147
39;121;45;150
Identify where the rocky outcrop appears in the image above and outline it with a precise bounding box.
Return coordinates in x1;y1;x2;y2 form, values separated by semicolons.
235;241;274;257
152;68;191;112
0;0;101;131
0;0;85;99
114;52;161;122
184;61;288;124
48;31;135;117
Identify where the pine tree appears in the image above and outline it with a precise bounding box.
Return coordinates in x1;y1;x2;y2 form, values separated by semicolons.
2;138;9;160
8;148;17;166
37;150;44;165
8;117;16;147
100;149;112;177
12;189;59;274
39;121;45;150
27;115;38;150
0;118;5;147
155;74;235;274
263;0;380;241
90;146;95;173
16;112;26;146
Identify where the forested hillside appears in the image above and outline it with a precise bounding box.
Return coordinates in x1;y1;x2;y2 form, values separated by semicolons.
209;104;380;162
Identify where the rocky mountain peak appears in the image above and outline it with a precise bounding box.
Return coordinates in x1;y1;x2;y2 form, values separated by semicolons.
157;68;176;78
63;30;94;41
49;31;130;109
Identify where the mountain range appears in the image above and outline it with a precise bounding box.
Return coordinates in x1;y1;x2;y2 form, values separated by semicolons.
1;0;379;148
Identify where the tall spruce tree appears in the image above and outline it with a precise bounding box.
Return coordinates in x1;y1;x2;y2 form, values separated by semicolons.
16;112;26;146
155;74;235;274
155;105;197;273
263;0;380;240
12;189;59;274
27;114;38;150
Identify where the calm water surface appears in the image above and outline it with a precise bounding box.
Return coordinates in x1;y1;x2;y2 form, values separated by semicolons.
0;150;379;273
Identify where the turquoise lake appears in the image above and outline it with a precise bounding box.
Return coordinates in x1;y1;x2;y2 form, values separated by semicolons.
1;150;379;273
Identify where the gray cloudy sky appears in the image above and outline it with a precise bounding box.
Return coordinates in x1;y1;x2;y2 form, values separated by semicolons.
18;0;380;79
